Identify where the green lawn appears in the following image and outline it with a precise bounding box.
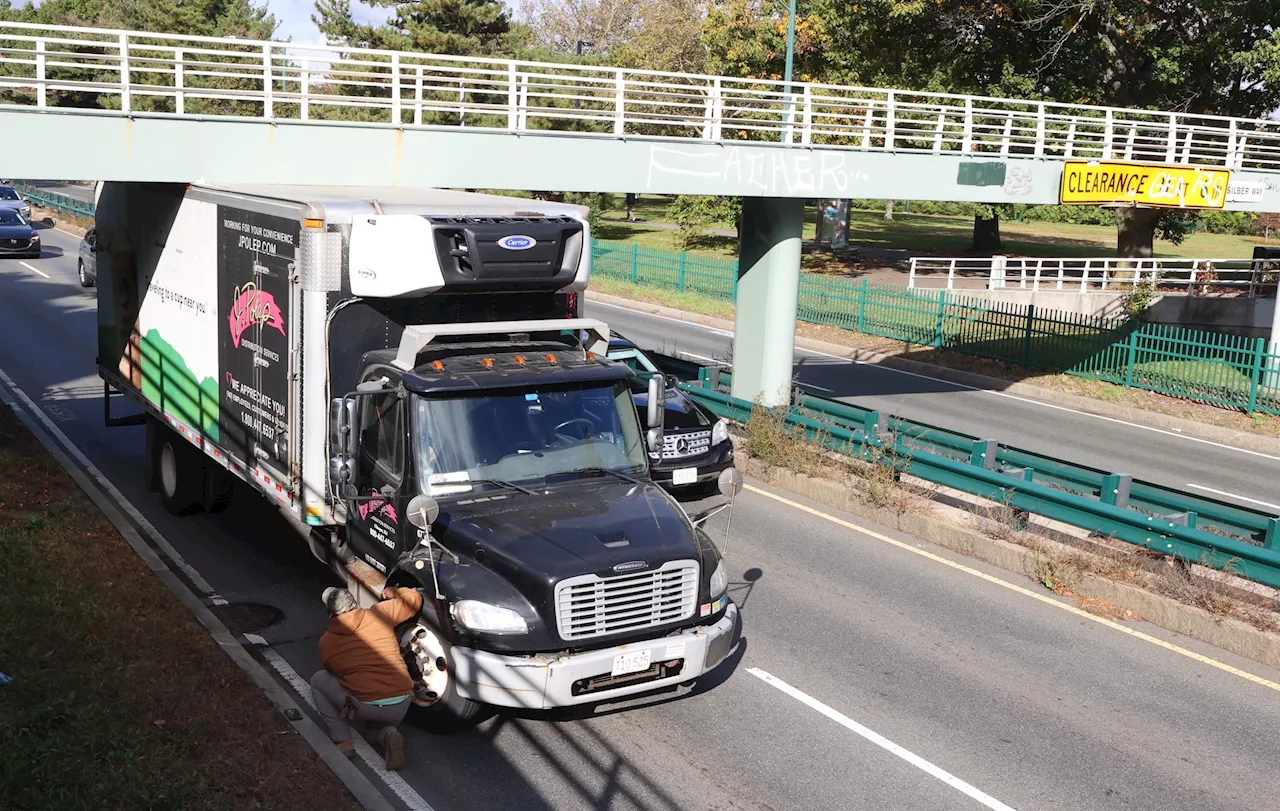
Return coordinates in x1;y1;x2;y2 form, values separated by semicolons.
595;195;1264;261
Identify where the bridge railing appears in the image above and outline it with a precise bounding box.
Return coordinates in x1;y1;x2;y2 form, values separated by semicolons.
2;21;1280;172
908;256;1280;297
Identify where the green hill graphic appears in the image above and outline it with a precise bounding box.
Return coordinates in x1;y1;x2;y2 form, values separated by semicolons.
139;329;220;441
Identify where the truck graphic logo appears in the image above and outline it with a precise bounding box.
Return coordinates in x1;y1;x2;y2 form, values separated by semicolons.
497;235;536;251
613;560;648;573
228;282;286;348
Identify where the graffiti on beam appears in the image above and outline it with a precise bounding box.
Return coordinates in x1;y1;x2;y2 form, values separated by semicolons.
645;145;870;195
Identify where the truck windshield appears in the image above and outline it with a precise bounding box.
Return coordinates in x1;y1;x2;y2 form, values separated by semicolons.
415;381;647;497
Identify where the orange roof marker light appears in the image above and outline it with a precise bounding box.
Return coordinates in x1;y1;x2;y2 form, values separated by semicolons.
482;358;495;368
513;355;527;365
431;360;445;371
545;354;558;364
303;217;325;229
585;351;596;360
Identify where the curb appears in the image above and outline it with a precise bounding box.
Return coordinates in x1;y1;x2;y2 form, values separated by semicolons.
734;454;1280;673
586;290;1280;457
0;372;398;811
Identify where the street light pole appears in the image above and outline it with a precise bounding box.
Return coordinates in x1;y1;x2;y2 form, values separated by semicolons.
783;0;796;93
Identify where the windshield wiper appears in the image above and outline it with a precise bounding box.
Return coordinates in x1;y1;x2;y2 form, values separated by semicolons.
470;478;539;496
575;467;643;485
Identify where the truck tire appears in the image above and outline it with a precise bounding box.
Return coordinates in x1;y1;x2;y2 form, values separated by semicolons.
402;624;485;734
155;429;205;516
202;466;235;514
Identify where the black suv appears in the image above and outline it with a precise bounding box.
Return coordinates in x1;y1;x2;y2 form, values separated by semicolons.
607;334;734;493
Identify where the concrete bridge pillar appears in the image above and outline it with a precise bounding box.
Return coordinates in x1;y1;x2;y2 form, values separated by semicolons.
730;197;804;407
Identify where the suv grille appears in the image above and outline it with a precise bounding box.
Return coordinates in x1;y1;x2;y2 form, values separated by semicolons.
554;561;699;641
661;430;711;460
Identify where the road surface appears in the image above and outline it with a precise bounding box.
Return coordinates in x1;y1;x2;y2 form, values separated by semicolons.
4;224;1280;811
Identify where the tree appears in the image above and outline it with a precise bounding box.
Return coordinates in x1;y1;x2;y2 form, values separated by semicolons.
670;195;741;250
313;0;521;56
515;0;708;72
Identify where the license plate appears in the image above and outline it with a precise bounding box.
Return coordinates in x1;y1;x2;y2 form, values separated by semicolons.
611;649;652;677
672;467;697;486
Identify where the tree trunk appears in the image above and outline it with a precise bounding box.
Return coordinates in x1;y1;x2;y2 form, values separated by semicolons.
884;200;895;221
1116;207;1160;257
972;212;1002;252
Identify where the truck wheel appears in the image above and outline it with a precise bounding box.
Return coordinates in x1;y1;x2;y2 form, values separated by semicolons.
401;623;484;734
155;431;205;516
202;466;234;514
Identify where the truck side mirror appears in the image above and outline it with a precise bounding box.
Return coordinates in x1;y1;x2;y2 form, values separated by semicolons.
647;427;663;455
646;374;665;430
406;495;440;530
330;397;357;457
717;468;743;498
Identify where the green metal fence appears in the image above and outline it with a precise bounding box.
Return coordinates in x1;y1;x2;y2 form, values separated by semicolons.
13;183;96;219
590;240;1280;416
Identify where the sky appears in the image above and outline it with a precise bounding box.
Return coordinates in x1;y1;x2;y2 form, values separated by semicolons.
264;0;521;46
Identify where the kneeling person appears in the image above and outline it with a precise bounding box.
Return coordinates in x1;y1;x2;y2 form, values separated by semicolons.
310;585;424;770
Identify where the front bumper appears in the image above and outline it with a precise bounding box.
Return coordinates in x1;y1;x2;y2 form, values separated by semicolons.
452;603;739;709
0;240;36;256
650;444;735;488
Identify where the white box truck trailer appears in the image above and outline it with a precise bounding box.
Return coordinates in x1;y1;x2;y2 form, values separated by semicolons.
95;182;741;731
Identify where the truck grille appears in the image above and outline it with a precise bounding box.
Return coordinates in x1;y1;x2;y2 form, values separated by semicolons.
661;430;711;460
554;561;699;642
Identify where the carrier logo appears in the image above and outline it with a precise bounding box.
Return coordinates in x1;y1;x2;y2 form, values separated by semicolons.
497;235;537;251
613;560;648;573
228;282;286;348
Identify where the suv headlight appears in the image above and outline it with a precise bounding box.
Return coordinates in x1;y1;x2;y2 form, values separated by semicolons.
711;418;729;446
451;600;528;634
708;559;727;598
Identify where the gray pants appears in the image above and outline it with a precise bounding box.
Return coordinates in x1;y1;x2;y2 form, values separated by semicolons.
309;670;410;745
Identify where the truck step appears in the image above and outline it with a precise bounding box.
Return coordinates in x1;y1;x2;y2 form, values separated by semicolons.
344;558;388;606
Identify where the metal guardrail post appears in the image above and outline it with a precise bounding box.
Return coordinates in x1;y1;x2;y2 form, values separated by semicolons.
119;33;131;113
1165;512;1198;529
1266;519;1279;550
970;439;998;469
1101;474;1132;508
35;39;45;108
863;410;885;441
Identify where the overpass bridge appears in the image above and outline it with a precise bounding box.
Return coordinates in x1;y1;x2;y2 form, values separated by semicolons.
3;21;1279;403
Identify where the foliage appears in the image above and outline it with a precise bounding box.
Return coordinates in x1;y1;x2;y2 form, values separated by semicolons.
516;0;708;72
670;194;741;250
1121;278;1159;318
314;0;521;56
562;191;612;230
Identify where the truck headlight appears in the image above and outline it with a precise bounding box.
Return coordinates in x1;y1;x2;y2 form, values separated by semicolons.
708;559;727;598
711;419;729;446
451;600;528;634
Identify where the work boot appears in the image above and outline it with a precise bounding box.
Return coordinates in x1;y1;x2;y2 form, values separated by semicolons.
382;728;405;771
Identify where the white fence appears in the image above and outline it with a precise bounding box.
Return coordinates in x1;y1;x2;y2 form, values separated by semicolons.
907;256;1280;297
1;21;1279;172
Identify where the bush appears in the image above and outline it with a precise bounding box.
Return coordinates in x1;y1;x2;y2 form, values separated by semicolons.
670;195;741;250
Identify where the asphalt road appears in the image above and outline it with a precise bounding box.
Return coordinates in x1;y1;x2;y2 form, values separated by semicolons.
7;224;1280;811
587;299;1280;516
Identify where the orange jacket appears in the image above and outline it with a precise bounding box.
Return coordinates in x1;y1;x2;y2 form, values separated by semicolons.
319;587;425;702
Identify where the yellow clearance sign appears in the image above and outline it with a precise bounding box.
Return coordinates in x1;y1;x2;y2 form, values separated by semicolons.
1060;161;1230;210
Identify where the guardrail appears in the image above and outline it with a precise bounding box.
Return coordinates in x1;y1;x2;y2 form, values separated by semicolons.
678;366;1280;589
2;21;1280;172
908;256;1280;297
14;183;95;218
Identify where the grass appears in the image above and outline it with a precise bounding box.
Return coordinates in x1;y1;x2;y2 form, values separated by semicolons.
0;405;362;811
595;195;1263;262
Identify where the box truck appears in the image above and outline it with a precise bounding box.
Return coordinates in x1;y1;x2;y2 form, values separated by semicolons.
95;182;741;731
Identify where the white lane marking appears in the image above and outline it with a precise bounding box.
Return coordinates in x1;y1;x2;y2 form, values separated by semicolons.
18;261;50;278
1;363;431;810
1187;483;1280;514
258;647;435;811
748;668;1017;811
0;365;218;595
594;298;1280;464
747;483;1280;694
676;350;718;363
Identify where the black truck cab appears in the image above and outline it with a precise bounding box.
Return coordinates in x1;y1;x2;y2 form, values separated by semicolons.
331;336;739;730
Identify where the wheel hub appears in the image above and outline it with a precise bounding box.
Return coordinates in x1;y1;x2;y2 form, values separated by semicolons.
400;624;450;707
160;442;178;498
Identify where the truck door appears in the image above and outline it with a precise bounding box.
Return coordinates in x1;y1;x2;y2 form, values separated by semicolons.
349;385;409;575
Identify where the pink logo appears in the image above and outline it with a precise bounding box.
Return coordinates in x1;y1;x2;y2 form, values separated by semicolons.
358;492;399;524
228;282;286;348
